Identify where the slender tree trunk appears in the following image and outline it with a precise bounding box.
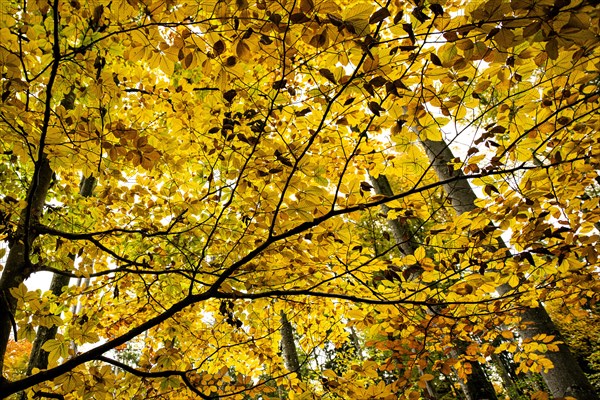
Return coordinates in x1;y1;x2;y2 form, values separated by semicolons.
420;139;598;400
371;174;497;400
490;351;523;398
280;311;301;379
360;188;440;399
370;175;418;256
0;158;53;378
349;326;364;361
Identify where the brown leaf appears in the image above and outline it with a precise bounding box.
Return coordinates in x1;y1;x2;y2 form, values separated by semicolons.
391;119;406;135
300;0;314;13
214;40;225;56
336;116;349;125
393;11;403;25
309;33;328;48
236;40;251;60
383;269;401;282
485;27;500;41
183;52;193;68
242;27;254;39
272;79;287;89
399;45;418;51
319;68;337;84
484;184;499;196
369;7;390;24
225;56;237;67
290;13;310;24
327;13;343;27
403;23;416;44
269;13;282;24
443;31;459;42
260;35;273;45
368;101;384;116
295;108;311;117
430;53;442;66
412;6;430;23
91;5;104;28
360;181;373;191
369;76;387;87
523;21;542;38
223;89;237;103
546;38;558;60
467;147;479;156
237;133;249;143
430;4;444;17
488;125;506;133
385;82;398;97
275;149;294;167
393;79;409;90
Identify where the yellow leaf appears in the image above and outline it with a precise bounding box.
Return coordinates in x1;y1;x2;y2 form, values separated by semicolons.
531;390;549;400
54;372;80;392
127;46;146;62
347;309;364;320
369;194;387;202
508;275;519;288
501;330;514;339
236;40;251;61
494;28;515;49
414;246;426;261
342;3;374;35
158;55;175;75
421;373;435;381
322;369;338;379
9;283;38;305
41;338;69;364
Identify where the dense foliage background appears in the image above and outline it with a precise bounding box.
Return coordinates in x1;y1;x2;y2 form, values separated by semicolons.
1;0;599;398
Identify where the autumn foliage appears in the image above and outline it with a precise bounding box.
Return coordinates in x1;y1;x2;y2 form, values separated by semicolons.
0;0;599;399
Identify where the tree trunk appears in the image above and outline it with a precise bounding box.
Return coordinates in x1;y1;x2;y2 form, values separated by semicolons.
0;158;53;377
280;311;301;379
420;139;598;400
490;351;524;399
451;342;497;400
370;175;418;255
371;174;495;400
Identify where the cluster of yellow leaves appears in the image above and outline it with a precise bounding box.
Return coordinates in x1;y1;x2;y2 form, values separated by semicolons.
4;340;32;381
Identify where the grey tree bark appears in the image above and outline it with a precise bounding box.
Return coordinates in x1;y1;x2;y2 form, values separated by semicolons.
420;138;598;400
280;311;301;379
490;350;523;398
371;174;497;400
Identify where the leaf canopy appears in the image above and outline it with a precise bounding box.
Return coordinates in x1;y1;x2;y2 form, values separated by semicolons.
1;0;599;398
